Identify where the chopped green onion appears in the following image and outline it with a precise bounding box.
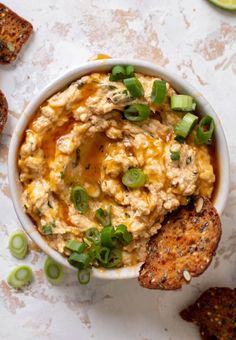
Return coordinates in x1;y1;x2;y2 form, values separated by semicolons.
65;240;87;253
77;269;90;285
123;77;144;97
122;168;147;188
101;226;117;248
41;223;54;235
95;207;111;227
124;104;150;122
7;265;33;289
85;228;101;245
44;257;64;285
103;249;122;268
151;80;166;104
171;95;196;111
170;151;180;161
71;185;89;213
195;115;215;145
8;230;28;259
68;252;91;269
114;224;133;246
109;65;135;81
95;246;110;265
109;65;126;81
174;113;198;139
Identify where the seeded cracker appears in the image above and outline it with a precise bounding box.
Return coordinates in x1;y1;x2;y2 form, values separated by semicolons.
0;90;8;133
180;287;236;340
139;196;221;289
0;3;33;64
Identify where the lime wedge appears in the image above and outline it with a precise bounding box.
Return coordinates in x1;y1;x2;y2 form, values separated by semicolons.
208;0;236;10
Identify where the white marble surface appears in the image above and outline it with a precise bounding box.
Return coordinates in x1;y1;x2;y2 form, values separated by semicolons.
0;1;236;339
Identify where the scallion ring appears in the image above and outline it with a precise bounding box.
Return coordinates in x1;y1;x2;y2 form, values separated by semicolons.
70;185;89;213
109;65;126;81
124;104;150;122
101;226;117;248
65;240;87;253
95;246;110;265
114;224;133;246
7;265;33;289
123;77;144;97
125;65;134;77
44;257;64;285
68;252;91;270
9;230;28;259
122;168;147;189
151;80;166;104
170;151;180;161
77;269;91;285
171;95;196;111
103;249;122;268
195;115;215;145
95;207;111;227
85;228;101;245
174;113;198;139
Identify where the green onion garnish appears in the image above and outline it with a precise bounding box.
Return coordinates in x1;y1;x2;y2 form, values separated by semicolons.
171;95;196;111
122;168;147;189
7;265;33;289
103;249;122;268
85;228;101;245
71;185;89;213
124;104;150;122
174;113;198;139
77;269;91;285
123;77;144;97
151;80;166;104
109;65;135;81
114;224;133;246
95;207;111;227
8;230;28;259
65;240;87;253
195;115;215;145
101;226;117;248
41;223;54;235
95;246;110;265
44;257;64;285
170;151;180;161
68;252;91;269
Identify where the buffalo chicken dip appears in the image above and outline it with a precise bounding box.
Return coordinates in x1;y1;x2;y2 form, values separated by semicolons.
18;65;216;272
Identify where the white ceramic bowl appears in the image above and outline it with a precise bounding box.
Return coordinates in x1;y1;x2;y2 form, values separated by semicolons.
8;59;230;280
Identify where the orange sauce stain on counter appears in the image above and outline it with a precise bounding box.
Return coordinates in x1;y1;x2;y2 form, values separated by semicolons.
89;54;112;61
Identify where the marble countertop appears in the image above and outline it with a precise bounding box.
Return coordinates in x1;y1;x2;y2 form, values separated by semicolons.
0;1;235;339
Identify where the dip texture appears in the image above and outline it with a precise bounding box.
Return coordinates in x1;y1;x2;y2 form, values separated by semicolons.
18;72;215;266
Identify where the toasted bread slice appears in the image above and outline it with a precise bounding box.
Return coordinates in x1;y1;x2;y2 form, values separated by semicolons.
0;3;33;64
139;196;221;289
180;287;236;340
0;90;8;133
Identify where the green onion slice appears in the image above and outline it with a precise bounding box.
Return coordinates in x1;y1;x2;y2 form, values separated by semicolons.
95;207;111;227
103;249;122;268
124;104;150;122
71;185;89;213
7;265;33;289
101;226;117;248
125;65;134;77
109;65;126;81
41;223;54;235
77;269;91;285
68;252;91;269
114;224;133;246
195;115;215;145
44;257;64;285
95;246;110;265
123;77;144;97
174;113;198;139
171;95;196;111
85;228;101;245
170;151;180;161
9;230;28;259
65;240;87;253
122;168;147;188
151;80;167;104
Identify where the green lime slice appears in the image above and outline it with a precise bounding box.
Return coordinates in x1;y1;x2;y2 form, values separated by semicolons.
208;0;236;10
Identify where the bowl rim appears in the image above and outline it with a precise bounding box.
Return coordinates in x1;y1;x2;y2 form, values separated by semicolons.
8;58;230;280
